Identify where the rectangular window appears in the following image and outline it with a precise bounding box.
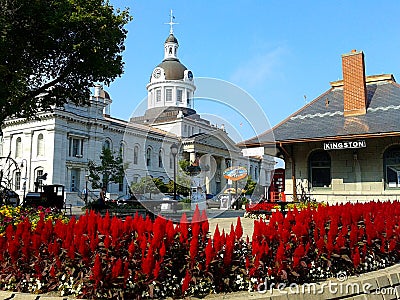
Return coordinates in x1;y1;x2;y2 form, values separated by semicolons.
134;146;139;165
177;89;183;102
187;92;191;107
166;89;172;102
69;137;83;157
156;89;161;102
37;170;44;190
73;139;79;156
15;172;21;190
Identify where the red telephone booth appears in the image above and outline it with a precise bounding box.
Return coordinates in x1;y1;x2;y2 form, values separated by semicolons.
269;168;286;202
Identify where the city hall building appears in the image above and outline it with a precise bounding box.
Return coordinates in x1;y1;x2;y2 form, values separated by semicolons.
0;26;273;205
242;50;400;203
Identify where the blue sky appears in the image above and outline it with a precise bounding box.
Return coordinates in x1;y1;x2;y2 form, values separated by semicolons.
107;0;400;141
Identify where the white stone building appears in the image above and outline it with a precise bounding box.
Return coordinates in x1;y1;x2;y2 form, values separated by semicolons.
0;26;274;205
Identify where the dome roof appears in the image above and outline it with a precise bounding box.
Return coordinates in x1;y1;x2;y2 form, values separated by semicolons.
100;90;110;99
157;58;187;80
165;34;178;44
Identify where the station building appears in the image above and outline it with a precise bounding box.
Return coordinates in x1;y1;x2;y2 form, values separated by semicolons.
242;50;400;203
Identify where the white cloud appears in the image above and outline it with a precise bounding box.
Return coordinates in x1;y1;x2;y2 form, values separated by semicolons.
229;46;288;88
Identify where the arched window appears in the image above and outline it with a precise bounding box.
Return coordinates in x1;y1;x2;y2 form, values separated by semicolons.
37;134;44;156
309;150;331;188
103;140;111;150
15;137;22;157
249;165;253;179
146;147;152;167
133;145;139;165
158;149;163;168
119;142;125;158
255;166;258;181
384;145;400;188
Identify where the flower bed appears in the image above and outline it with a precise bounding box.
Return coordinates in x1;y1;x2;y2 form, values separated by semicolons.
0;206;68;233
244;201;322;220
0;202;399;298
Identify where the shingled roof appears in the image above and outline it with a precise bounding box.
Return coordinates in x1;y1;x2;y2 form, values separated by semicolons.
241;74;400;146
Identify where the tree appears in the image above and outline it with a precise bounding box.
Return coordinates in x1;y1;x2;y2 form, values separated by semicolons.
0;0;131;125
88;147;125;190
130;176;160;199
243;176;257;195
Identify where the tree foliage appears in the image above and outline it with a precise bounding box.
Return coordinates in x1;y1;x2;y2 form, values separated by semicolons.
0;0;131;125
88;147;125;190
130;176;160;199
243;176;257;195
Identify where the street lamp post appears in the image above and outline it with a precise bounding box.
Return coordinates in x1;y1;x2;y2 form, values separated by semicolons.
20;159;28;205
84;174;89;206
170;143;178;200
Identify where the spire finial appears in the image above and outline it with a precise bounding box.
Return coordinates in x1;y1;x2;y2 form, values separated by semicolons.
165;9;178;34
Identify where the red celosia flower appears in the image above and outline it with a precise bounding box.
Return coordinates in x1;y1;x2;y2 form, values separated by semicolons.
275;242;285;264
50;265;56;277
89;234;99;252
68;244;75;260
104;234;111;250
192;205;201;224
159;241;166;259
128;241;136;257
223;232;234;266
235;217;243;240
165;220;176;244
111;258;123;279
179;214;189;243
201;219;209;241
92;254;102;284
153;260;161;279
123;260;130;286
192;223;200;239
142;249;154;276
190;236;199;263
352;247;360;268
181;270;191;294
292;245;305;268
7;239;19;263
316;237;325;255
205;238;214;270
213;225;221;253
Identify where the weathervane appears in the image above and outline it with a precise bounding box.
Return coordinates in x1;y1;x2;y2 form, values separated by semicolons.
165;9;178;34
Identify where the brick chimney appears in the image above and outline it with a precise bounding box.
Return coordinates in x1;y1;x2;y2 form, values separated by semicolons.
342;50;367;117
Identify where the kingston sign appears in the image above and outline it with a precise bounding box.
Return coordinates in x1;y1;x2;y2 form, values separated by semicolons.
323;140;366;150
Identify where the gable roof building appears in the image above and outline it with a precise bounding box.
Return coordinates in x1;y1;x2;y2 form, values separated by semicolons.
241;50;400;203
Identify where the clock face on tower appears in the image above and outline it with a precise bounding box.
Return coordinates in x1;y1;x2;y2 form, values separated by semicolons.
188;71;193;81
153;68;162;79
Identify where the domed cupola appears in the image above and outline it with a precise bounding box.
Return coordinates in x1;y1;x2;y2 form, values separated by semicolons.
146;10;196;113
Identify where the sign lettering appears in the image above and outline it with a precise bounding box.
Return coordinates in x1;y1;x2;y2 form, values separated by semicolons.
323;140;366;150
